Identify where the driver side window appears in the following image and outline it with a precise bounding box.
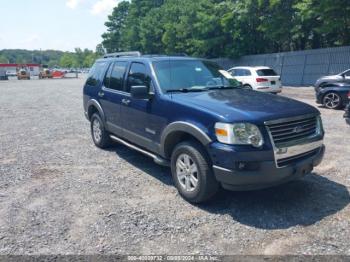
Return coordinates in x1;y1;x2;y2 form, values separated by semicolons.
126;63;151;93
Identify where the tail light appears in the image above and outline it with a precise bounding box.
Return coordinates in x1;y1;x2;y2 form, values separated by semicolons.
256;78;268;82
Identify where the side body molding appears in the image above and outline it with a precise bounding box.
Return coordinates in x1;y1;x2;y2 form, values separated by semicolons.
160;121;213;157
86;99;105;121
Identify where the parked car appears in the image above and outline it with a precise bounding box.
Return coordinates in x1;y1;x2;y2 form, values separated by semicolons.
17;69;30;80
227;66;282;93
344;102;350;125
39;69;53;79
83;52;325;203
315;69;350;87
315;82;350;109
6;71;17;77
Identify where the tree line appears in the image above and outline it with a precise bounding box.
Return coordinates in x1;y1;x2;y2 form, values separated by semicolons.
0;46;104;68
101;0;350;58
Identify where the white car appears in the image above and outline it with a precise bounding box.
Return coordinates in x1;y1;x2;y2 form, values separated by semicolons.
227;66;282;93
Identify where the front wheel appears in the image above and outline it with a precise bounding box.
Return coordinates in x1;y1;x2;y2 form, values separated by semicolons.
323;92;342;109
171;141;219;203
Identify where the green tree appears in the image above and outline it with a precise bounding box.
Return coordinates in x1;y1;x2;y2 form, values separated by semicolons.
99;0;350;58
102;1;130;52
0;55;9;63
59;53;77;68
95;44;105;56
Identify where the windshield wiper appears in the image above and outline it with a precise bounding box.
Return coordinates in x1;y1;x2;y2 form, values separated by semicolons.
166;88;208;93
208;85;239;90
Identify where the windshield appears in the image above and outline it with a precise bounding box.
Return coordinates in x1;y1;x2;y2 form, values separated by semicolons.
153;60;241;92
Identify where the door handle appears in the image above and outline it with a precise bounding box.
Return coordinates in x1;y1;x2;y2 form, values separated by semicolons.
122;98;131;106
98;91;104;98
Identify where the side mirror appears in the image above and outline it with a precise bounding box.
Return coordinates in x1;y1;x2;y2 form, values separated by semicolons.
130;85;153;100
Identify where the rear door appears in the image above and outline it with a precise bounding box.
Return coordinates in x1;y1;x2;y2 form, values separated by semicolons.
120;62;159;152
231;69;252;86
99;61;128;136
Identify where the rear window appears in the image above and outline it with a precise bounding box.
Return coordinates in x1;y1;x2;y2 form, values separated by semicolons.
256;69;278;76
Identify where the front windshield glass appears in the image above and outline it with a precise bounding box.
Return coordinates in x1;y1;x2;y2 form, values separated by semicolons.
153;60;241;92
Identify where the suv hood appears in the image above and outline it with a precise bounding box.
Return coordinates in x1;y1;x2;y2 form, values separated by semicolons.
171;89;319;123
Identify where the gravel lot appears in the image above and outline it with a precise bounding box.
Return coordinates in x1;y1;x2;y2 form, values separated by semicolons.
0;79;349;255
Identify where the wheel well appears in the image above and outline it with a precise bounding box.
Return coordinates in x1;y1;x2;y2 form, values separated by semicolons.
163;131;207;159
87;105;99;120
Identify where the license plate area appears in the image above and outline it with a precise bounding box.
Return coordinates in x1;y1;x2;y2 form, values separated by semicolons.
271;81;276;85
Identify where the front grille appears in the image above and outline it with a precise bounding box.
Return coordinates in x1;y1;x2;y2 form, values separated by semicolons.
277;149;318;167
266;115;317;146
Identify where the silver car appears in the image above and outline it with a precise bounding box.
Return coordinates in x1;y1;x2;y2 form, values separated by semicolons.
315;69;350;87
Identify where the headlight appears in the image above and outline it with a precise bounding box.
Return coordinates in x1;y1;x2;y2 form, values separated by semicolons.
316;115;324;135
215;122;264;147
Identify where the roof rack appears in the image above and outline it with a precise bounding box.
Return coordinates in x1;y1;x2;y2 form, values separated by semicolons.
140;53;189;58
103;51;142;58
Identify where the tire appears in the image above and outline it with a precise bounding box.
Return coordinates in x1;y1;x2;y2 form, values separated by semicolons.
322;92;343;109
243;84;253;90
171;141;219;203
90;113;112;148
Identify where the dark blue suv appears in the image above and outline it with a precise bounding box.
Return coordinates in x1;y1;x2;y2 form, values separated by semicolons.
83;52;325;203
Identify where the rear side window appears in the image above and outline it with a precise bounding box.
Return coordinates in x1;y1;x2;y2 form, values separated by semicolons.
104;61;127;91
86;61;107;86
234;69;251;76
256;69;278;76
126;63;151;93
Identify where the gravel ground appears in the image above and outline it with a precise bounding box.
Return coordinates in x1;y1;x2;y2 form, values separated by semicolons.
0;79;349;255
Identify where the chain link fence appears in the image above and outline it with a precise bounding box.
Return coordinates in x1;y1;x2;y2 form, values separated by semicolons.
212;46;350;86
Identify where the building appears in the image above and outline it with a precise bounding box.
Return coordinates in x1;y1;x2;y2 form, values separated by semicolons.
0;63;40;77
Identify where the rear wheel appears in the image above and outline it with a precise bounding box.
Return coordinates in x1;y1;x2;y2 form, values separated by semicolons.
171;141;219;203
323;92;342;109
243;84;252;90
90;113;112;148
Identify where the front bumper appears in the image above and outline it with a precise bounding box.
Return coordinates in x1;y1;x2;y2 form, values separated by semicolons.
210;144;325;191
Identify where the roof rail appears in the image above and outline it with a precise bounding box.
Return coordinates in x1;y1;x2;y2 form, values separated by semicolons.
103;51;142;58
141;53;189;58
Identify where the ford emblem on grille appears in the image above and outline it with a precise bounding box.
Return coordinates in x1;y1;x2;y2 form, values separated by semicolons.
293;126;304;133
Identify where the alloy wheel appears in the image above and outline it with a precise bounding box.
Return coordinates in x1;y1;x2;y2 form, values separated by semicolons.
92;119;102;143
323;93;341;109
176;153;199;192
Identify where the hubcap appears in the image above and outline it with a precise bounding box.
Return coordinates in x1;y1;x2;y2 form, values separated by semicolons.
176;154;198;192
324;93;340;109
92;119;102;142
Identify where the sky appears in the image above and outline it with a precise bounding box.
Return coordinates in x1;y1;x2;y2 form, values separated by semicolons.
0;0;124;52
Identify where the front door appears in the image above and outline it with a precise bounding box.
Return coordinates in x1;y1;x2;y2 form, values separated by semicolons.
120;62;158;153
